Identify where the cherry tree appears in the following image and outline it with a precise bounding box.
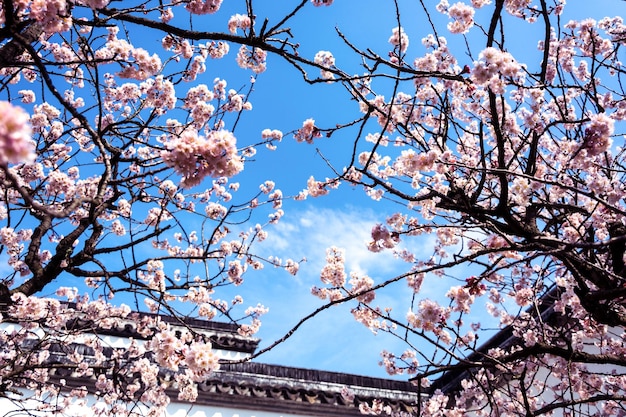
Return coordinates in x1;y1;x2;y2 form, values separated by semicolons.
0;0;329;414
301;0;626;416
1;0;626;416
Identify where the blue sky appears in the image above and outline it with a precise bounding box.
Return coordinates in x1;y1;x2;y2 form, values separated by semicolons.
101;0;626;378
213;0;626;379
3;0;626;380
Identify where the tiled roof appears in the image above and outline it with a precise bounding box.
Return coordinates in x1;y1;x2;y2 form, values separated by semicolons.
15;304;420;416
182;362;419;416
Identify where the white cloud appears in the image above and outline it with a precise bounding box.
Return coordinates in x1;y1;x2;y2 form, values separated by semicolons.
239;203;505;377
243;204;439;376
264;204;417;281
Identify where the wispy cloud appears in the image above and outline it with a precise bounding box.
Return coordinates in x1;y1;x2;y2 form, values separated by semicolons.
234;203;499;378
247;203;435;377
265;204;416;281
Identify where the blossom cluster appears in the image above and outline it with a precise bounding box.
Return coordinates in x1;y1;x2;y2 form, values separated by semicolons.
314;51;336;80
236;46;268;73
0;294;215;414
583;112;614;155
0;101;35;165
407;299;449;332
294;118;321;144
228;14;252;34
446;2;476;34
162;129;244;188
148;325;220;382
389;28;410;53
319;246;347;287
367;223;400;252
186;0;223;14
471;47;523;93
348;273;375;304
8;0;73;33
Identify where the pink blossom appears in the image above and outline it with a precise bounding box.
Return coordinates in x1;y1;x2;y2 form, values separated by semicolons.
368;223;399;252
311;0;333;5
583;113;614;155
261;128;283;142
306;176;329;197
45;171;75;196
470;47;523;92
320;246;347;287
295;118;321;143
22;0;72;33
348;273;375;303
10;293;61;322
223;89;249;112
446;286;474;313
117;199;131;217
159;180;177;197
407;272;424;293
78;0;110;8
162;129;243;188
111;220;126;236
160;7;174;22
204;41;230;59
144;207;172;226
190;101;215;128
340;386;355;402
173;39;194;59
228;14;252;34
236;46;267;73
513;286;534;306
395;149;437;174
18;90;36;104
389;27;409;53
184;342;220;381
184;84;214;107
185;0;223;14
314;51;336;80
141;76;176;113
447;2;475;34
407;299;449;331
284;259;300;275
504;0;532;17
149;327;185;371
0;227;21;258
437;0;450;13
0;101;35;165
228;260;245;285
471;0;491;7
30;102;60;131
118;48;162;80
205;202;227;219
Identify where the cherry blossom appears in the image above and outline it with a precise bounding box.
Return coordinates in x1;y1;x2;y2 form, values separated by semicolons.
1;1;625;416
446;2;475;34
236;46;267;73
294;118;321;143
311;0;333;6
389;27;410;53
162;129;243;188
314;50;336;80
186;0;223;15
319;246;347;287
228;13;252;34
297;2;626;415
0;101;34;164
583;112;614;155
